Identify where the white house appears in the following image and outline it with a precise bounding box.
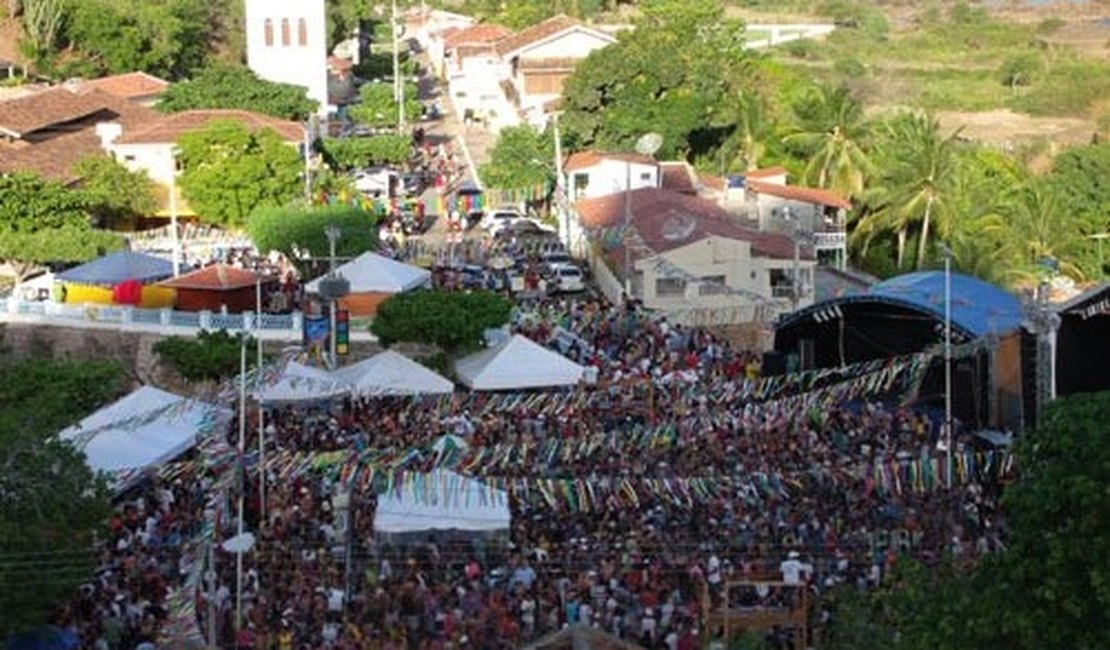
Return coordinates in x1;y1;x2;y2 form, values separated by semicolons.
100;109;305;216
441;23;514;80
494;15;615;125
722;167;852;270
574;188;816;325
244;0;329;118
564;151;660;202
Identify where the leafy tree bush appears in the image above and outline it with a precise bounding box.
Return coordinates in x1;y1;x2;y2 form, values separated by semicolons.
158;64;317;120
371;290;512;354
480;125;555;191
999;52;1042;88
321;135;411;170
73;155;157;228
0;356;124;636
176;119;304;227
349;82;422;130
152;329;257;382
249;205;378;265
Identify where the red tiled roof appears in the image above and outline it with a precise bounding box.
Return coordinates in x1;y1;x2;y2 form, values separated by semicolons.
564;151;655;172
495;15;612;58
445;23;513;49
744;166;788;179
0;85;112;137
658;162;695;194
86;72;169;100
746;179;852;210
158;264;270;291
114;109;304;144
0;130;101;183
698;172;725;191
574;188;804;260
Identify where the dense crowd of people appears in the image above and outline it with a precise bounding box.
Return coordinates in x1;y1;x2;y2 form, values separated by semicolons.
53;295;1007;649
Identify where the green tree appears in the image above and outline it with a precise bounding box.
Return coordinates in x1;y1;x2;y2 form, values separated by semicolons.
152;329;257;382
320;135;411;170
176;119;304;227
73;155;158;228
560;0;750;159
1001;181;1089;281
882;391;1110;649
784;84;872;201
248;205;378;266
326;0;365;49
1048;142;1109;233
371;290;513;354
721;90;774;172
158;64;317;121
0;356;124;636
62;0;214;78
0;172;125;280
855;112;961;269
999;52;1043;91
480;125;555;191
349;82;422;131
17;0;64;61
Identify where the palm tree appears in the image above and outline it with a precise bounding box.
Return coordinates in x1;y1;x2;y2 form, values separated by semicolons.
856;113;961;270
1003;181;1088;282
784;84;872;201
723;91;772;172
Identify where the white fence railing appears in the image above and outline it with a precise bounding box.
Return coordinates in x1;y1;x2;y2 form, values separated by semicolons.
0;297;377;341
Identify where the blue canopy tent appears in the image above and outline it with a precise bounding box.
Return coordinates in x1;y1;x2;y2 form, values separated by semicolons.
57;251;173;286
774;271;1024;428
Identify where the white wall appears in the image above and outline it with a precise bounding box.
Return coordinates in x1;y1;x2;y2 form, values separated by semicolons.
516;29;614;60
111;143;174;186
245;0;329;117
567;160;659;201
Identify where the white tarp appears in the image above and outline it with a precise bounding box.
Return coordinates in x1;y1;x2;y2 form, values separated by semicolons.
255;361;349;403
454;334;587;391
304;252;431;294
60;386;223;474
332;350;454;396
375;468;510;534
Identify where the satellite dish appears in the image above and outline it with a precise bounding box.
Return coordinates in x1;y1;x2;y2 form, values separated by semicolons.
635;132;663;156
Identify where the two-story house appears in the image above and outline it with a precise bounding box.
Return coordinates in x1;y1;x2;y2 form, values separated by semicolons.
573;188;816;325
494;15;615;126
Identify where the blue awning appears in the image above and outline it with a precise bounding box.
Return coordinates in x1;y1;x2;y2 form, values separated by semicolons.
57;251;173;286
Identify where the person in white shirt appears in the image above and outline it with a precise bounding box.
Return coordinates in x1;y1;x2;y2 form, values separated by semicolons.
780;551;812;586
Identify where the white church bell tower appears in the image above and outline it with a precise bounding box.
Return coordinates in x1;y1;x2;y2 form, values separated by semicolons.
244;0;330;119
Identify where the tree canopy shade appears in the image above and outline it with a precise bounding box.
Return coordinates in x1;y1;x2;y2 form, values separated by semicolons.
176;120;304;227
559;0;751;160
248;205;378;264
60;0;214;79
844;390;1110;650
158;64;318;121
320;135;411;170
480;125;555;191
0;172;126;281
0;356;124;637
370;290;513;354
73;155;158;229
349;82;422;131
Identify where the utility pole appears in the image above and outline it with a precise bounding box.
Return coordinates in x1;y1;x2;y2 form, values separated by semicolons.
255;277;265;521
325;225;342;368
942;246;953;488
303;117;314;203
235;336;246;633
169;149;181;276
553;112;567;248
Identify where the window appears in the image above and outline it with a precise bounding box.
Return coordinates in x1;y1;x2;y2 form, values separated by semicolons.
298;18;308;46
123;155;136;163
655;277;686;298
699;275;727;296
639;172;652;182
264;19;274;46
573;173;589;199
281;18;291;46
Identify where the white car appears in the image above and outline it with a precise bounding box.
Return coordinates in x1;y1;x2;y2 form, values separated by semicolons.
480;209;525;235
353;167;399;196
549;264;586;293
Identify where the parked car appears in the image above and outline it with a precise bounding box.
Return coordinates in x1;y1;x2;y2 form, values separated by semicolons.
480;209;526;235
492;218;556;241
353;167;399;196
548;263;586;294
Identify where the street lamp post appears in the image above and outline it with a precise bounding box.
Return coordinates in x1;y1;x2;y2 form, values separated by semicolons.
939;243;954;488
324;225;342;368
169;148;182;276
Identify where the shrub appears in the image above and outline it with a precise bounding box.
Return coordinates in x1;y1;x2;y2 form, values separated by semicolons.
153;330;257;382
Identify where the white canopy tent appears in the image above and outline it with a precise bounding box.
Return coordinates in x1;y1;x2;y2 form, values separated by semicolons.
454;334;588;391
374;469;510;534
60;386;225;475
332;350;454;396
254;361;350;403
304;251;431;294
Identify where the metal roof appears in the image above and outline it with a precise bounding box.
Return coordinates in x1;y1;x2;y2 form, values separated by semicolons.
779;271;1023;339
